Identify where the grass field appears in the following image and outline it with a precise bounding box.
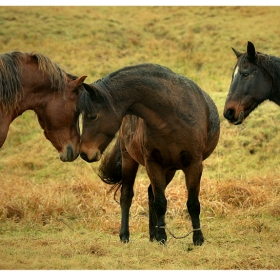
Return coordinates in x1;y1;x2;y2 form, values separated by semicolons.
0;6;280;271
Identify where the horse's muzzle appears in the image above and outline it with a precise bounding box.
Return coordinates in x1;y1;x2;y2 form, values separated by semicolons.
80;151;101;162
224;109;244;125
59;145;79;162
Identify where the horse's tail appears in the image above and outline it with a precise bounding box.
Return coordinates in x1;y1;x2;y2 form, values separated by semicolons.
98;137;122;202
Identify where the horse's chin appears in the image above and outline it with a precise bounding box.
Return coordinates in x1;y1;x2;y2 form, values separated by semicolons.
80;150;102;162
232;103;258;125
59;153;79;162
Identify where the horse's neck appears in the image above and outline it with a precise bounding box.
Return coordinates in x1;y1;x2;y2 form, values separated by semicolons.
107;71;181;131
128;102;169;131
266;55;280;105
11;62;54;119
270;93;280;106
12;95;37;119
0;99;33;147
120;88;177;133
11;87;51;121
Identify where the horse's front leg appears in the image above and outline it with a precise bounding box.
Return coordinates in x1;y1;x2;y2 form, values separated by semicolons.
184;160;204;246
146;162;167;244
119;152;139;243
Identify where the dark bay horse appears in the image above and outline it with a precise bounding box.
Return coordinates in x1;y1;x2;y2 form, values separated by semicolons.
224;41;280;124
0;51;87;161
79;64;220;245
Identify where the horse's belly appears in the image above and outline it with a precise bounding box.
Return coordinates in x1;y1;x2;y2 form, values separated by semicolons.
121;114;216;169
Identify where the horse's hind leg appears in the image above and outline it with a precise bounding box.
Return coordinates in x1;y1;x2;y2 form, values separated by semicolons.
148;170;175;242
119;151;139;243
183;160;204;246
146;162;174;244
148;184;156;241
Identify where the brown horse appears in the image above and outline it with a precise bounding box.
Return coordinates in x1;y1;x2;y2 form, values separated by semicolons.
224;41;280;124
0;51;87;161
79;63;220;245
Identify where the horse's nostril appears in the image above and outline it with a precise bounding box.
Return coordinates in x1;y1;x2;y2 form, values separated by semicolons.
80;152;88;162
224;108;235;121
66;145;74;161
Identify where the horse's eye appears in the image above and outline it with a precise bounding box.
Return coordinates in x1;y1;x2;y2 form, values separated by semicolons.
241;72;249;78
87;114;98;121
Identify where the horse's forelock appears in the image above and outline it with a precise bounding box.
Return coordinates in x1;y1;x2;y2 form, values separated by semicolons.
238;53;248;67
78;90;93;114
78;89;106;115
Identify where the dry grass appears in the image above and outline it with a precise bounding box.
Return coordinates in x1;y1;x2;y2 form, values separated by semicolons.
1;172;279;227
0;170;280;269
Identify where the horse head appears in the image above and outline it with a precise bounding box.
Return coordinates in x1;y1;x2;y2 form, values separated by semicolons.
78;82;122;163
36;75;87;162
0;51;88;162
224;41;273;125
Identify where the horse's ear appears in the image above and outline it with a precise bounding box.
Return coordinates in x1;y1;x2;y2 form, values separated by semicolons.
78;76;87;84
232;47;242;58
82;83;95;95
72;76;87;90
247;41;256;61
82;83;105;103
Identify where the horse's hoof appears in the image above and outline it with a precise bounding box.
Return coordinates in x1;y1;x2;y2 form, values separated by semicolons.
156;235;167;245
121;237;129;244
121;239;129;244
120;231;130;243
157;239;166;245
156;231;167;244
193;239;204;246
193;232;204;246
150;236;155;242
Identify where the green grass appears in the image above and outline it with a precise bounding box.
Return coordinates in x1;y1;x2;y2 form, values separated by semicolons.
1;6;280;270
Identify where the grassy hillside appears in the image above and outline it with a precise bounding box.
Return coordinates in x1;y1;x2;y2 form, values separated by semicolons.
0;6;280;270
